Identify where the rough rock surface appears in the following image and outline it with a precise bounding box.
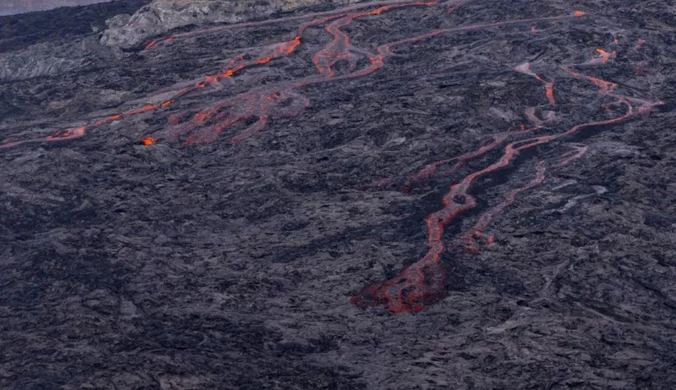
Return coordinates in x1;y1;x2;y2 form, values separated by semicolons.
1;0;676;389
100;0;361;49
0;0;150;81
0;0;116;16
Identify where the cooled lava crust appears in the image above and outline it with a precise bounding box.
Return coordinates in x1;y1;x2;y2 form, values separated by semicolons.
1;0;675;388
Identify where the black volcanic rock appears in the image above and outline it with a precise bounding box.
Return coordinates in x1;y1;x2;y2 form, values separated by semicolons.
1;0;676;389
0;0;150;53
0;0;117;15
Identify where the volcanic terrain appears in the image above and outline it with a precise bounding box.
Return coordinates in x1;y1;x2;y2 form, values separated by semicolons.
1;0;675;389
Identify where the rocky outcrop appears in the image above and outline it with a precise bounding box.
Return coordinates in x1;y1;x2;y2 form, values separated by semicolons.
0;38;106;81
100;0;359;49
0;0;146;81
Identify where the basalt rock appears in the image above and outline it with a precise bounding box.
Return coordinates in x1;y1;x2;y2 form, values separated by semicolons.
0;0;116;15
0;0;149;80
1;0;676;389
100;0;361;49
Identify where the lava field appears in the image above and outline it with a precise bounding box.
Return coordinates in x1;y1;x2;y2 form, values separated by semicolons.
1;0;675;388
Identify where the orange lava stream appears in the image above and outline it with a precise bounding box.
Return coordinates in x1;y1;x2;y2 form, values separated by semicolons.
151;1;436;144
460;161;546;253
0;2;585;148
403;125;540;188
364;111;552;192
351;67;662;312
0;2;662;316
515;62;556;105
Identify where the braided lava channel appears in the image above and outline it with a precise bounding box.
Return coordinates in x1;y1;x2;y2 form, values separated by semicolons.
0;1;662;315
1;1;586;148
350;53;662;313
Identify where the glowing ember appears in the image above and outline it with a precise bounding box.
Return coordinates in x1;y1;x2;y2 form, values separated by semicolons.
595;48;616;63
45;126;86;140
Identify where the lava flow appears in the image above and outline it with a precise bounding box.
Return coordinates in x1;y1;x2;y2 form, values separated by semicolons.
350;48;662;313
0;1;662;315
151;0;439;144
152;3;588;145
515;62;556;105
0;1;584;148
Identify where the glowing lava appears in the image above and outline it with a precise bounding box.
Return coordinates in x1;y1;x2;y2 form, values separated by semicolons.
594;48;616;63
0;2;585;149
0;1;662;315
515;62;556;105
351;57;661;312
460;161;546;253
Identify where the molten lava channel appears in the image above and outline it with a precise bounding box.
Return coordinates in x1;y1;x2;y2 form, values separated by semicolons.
0;1;663;313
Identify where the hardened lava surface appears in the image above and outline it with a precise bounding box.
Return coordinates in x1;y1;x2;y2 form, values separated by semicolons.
1;0;676;388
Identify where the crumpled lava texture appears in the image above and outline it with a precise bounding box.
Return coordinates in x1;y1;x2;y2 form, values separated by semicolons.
100;0;362;49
